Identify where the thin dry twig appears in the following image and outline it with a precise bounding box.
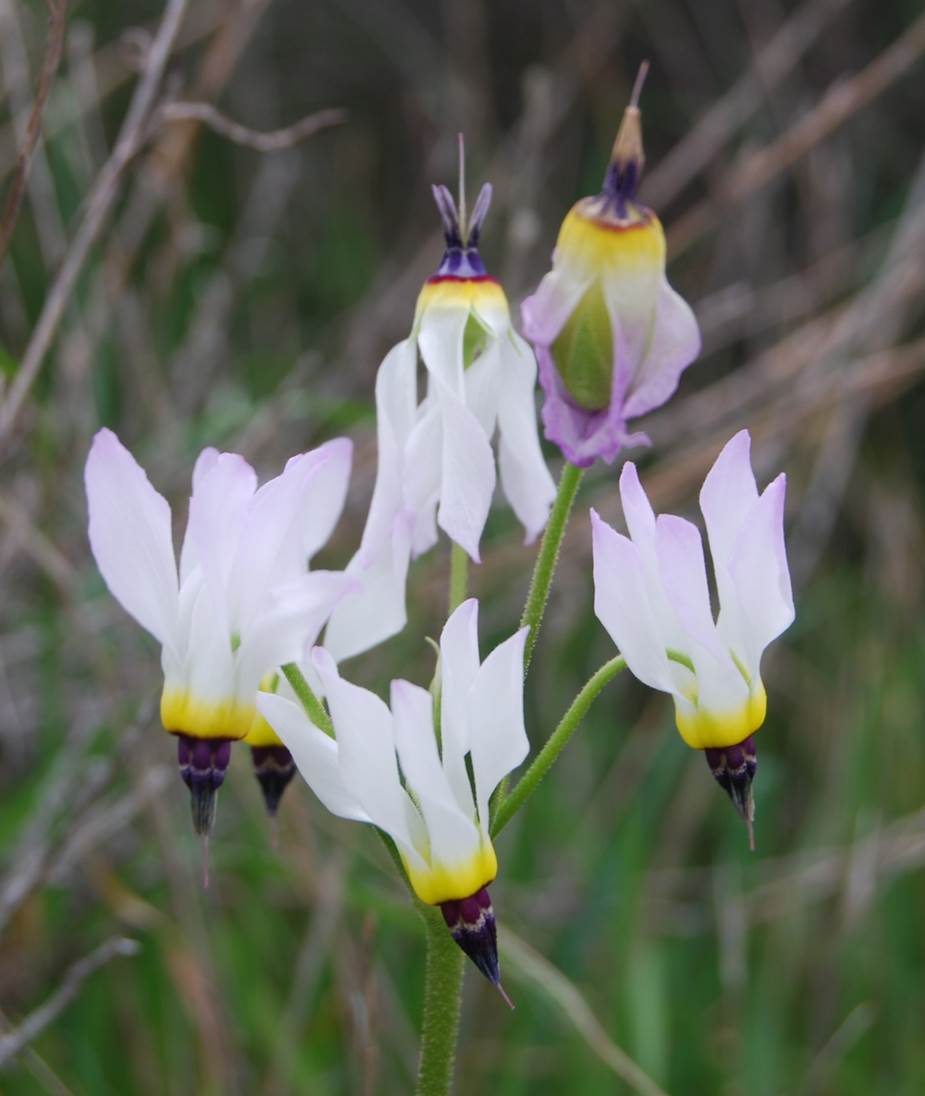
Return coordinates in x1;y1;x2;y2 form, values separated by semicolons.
0;0;190;447
669;7;925;256
153;102;346;152
644;0;852;209
0;936;140;1067
0;0;70;265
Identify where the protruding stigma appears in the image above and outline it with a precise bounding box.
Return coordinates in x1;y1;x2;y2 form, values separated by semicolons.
704;736;757;850
604;60;650;210
177;735;232;839
250;745;297;818
439;885;514;1008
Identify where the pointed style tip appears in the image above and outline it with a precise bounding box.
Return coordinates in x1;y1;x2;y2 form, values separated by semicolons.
440;886;503;993
250;745;297;818
495;980;516;1011
630;60;650;110
178;735;231;838
704;737;758;837
601;63;650;212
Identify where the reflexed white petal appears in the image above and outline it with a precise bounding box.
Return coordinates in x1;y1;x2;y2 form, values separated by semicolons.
521;266;593;346
323;514;413;662
191;447;219;492
226;453;316;632
618;462;657;554
85;429;179;649
298;438;353;561
236;571;354;699
434;383;496;562
439;599;481;813
180;451;257;586
184;573;235;703
623;277;701;419
654;515;724;661
467;627;529;826
591;509;676;695
727;473;794;672
311;648;416;854
471;293;510;341
417;305;468;397
602;265;661;397
391;680;480;867
257;692;370;822
496;334;556;543
361;339;419;552
463;339;502;437
699;430;759;576
684;644;751;725
404;400;442;554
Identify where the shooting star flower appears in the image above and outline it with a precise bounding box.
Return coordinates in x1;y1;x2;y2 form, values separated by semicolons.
258;599;528;999
324;144;555;662
522;63;701;468
85;429;354;837
590;430;794;842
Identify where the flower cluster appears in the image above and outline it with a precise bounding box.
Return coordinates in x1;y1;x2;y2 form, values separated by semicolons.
84;78;796;996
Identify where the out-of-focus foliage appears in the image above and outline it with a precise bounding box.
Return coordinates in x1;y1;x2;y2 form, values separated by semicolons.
1;1;924;1092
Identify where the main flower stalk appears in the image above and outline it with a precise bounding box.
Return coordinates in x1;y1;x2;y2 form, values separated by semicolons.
416;903;465;1096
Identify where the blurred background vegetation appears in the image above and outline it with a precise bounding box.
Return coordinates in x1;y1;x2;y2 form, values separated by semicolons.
1;0;924;1092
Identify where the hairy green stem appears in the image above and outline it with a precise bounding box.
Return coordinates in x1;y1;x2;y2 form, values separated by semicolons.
448;541;469;614
281;662;333;737
491;656;626;836
519;461;585;672
415;903;465;1096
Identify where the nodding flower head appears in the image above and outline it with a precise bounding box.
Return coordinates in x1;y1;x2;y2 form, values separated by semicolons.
591;430;795;845
322;144;556;663
259;598;528;1000
84;429;354;839
522;63;701;468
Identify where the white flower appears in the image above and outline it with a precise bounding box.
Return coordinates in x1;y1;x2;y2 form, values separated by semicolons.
258;599;529;906
591;430;794;751
324;184;555;663
85;428;355;743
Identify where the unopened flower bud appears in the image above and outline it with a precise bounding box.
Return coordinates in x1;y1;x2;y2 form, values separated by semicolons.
523;63;700;468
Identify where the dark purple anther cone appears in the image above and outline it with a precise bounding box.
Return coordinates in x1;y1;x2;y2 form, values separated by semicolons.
440;886;513;1007
177;735;232;836
429;181;493;281
705;736;758;850
602;157;640;220
250;745;296;817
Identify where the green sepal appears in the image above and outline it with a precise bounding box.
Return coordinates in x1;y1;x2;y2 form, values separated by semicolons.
551;282;613;410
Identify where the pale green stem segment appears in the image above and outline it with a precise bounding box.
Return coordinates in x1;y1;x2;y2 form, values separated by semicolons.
519;461;585;672
281;662;333;738
283;633;462;1094
415;903;465;1096
491;655;626;837
448;541;469;614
